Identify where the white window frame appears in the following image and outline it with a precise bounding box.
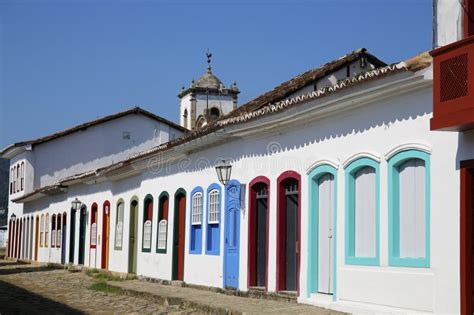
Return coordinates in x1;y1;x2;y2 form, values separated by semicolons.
157;219;167;250
143;220;152;249
208;189;220;224
192;192;203;225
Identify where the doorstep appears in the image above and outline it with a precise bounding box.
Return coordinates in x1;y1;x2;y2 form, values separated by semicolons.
108;280;344;315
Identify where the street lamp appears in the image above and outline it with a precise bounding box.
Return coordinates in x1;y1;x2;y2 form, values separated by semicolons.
71;198;82;211
215;159;232;186
10;213;16;221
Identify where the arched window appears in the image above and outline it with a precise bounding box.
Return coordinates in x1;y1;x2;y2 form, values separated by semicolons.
21;162;25;191
190;188;203;254
157;192;169;253
388;150;430;268
40;214;44;247
56;214;62;248
115;200;124;250
345;157;380;266
90;203;98;248
142;196;153;252
183;109;188;129
206;184;221;255
45;213;49;247
51;214;56;248
210;107;220;119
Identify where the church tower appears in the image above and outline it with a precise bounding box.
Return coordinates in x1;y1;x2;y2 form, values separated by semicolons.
178;52;239;130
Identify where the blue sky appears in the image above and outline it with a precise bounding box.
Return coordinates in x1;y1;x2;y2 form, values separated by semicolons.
0;0;432;149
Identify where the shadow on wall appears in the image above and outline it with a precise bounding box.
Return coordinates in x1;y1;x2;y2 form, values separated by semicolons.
456;130;474;168
23;88;432;210
141;89;432;180
0;280;82;314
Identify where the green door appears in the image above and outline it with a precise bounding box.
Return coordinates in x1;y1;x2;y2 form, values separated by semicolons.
128;200;138;274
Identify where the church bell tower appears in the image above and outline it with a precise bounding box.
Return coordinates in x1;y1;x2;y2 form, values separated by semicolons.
178;52;239;130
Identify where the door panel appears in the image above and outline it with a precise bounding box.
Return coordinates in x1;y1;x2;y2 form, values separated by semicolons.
61;214;67;265
128;201;138;274
172;192;186;281
318;174;334;294
69;210;76;263
101;205;110;269
286;194;298;291
256;197;267;287
224;181;241;289
78;208;86;265
34;217;39;261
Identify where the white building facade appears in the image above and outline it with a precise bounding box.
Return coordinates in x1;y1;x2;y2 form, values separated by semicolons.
3;4;473;313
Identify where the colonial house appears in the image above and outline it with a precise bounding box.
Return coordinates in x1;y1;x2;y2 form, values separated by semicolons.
2;1;473;313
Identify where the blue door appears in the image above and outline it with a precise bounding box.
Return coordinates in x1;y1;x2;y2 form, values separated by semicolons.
224;180;241;289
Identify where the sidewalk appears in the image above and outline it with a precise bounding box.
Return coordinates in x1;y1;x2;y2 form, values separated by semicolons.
109;279;344;314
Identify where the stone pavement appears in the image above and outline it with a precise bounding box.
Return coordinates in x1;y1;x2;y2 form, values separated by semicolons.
0;260;196;314
0;259;343;314
109;280;342;314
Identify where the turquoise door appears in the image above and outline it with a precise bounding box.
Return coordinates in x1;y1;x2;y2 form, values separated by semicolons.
224;180;241;289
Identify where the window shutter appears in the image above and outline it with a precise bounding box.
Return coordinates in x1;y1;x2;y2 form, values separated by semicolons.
399;159;426;258
354;167;376;257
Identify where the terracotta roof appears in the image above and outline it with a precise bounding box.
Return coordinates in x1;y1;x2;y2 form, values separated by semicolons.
221;48;386;121
1;106;187;157
13;50;432;203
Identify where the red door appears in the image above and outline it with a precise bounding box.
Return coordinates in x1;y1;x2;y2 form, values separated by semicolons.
177;195;186;280
101;202;110;269
461;163;474;315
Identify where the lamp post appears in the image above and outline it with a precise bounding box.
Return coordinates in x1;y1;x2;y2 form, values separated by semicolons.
71;198;82;211
10;213;16;221
215;159;232;186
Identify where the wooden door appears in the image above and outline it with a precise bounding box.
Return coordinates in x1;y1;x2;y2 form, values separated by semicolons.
317;174;334;294
69;210;76;264
61;213;67;265
101;203;110;269
78;207;86;265
34;217;39;261
173;192;186;281
128;200;138;274
277;173;301;293
224;180;241;289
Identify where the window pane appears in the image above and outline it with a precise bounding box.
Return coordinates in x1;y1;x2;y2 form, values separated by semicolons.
354;167;376;257
399;159;426;258
91;223;97;246
158;219;167;250
143;220;152;249
192;193;202;225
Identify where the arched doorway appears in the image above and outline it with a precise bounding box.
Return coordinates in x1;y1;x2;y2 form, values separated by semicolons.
78;205;87;265
101;201;110;269
172;189;186;281
248;176;270;289
128;198;138;274
276;171;301;293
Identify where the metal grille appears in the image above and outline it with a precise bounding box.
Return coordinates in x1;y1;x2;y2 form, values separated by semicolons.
440;54;468;102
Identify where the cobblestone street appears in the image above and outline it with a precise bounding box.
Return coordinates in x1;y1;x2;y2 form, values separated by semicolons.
0;260;196;314
0;260;340;314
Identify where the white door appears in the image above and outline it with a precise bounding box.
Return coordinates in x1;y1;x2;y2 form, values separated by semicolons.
318;174;334;294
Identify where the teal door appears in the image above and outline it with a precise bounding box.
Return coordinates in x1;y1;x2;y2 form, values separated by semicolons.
224;180;241;289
